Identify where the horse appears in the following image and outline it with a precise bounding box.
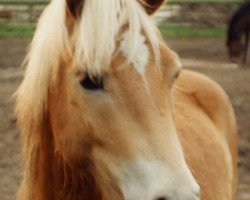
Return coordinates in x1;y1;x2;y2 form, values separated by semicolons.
15;0;238;200
227;1;250;64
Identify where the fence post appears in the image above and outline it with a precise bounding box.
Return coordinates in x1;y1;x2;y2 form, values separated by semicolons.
28;3;34;23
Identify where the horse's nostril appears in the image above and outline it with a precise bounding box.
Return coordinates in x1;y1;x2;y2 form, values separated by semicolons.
155;197;168;200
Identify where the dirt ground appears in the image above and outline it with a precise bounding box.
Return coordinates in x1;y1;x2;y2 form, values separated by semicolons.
0;37;249;200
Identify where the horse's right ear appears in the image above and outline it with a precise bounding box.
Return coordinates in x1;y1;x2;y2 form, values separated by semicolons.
141;0;165;15
66;0;84;18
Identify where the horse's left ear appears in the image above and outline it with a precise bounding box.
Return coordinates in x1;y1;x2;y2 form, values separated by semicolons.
66;0;84;18
141;0;165;15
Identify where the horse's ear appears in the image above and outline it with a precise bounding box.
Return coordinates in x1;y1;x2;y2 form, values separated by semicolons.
66;0;84;18
141;0;165;15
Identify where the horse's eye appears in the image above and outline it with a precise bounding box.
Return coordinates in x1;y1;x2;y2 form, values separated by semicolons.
80;74;104;90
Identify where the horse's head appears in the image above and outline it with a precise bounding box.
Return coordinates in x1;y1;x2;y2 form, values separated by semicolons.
17;0;200;199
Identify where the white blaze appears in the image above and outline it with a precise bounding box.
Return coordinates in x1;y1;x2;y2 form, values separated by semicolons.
121;33;149;76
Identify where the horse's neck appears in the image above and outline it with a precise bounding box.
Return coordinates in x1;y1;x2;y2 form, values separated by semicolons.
237;14;250;33
31;118;102;200
229;10;250;39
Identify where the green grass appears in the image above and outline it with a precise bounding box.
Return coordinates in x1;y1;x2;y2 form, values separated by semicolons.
0;23;226;38
158;24;226;38
0;23;36;38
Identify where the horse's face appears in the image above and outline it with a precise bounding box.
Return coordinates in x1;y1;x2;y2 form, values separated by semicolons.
48;0;200;199
50;44;199;200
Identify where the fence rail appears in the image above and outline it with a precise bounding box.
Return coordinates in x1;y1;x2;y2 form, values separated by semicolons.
0;0;243;24
168;0;241;4
0;0;48;5
0;0;243;6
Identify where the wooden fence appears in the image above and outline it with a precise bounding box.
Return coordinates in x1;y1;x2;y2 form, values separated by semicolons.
0;0;48;5
0;0;242;6
0;0;243;24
